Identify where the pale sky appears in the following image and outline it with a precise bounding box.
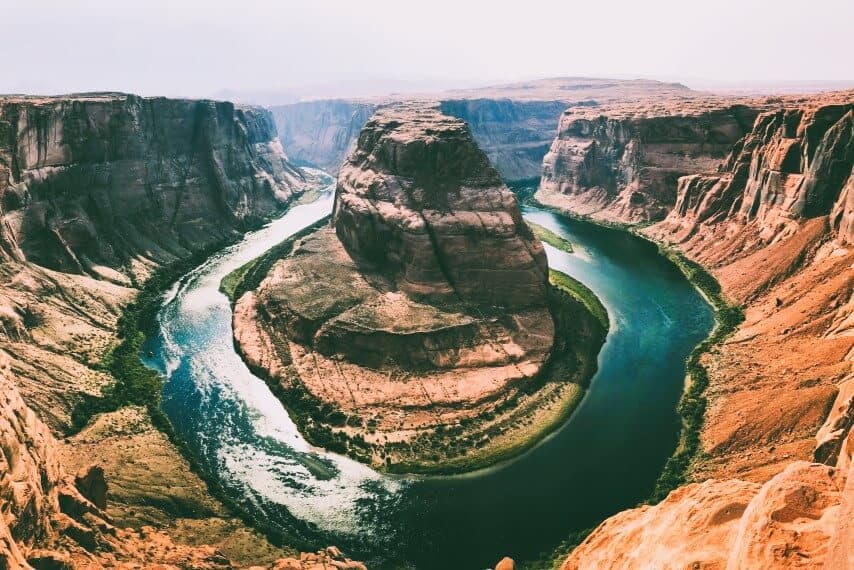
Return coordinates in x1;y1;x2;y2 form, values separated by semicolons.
4;0;853;99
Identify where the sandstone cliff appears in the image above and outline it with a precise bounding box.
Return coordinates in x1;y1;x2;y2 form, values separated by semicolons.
0;93;307;280
233;104;606;472
273;97;563;182
272;78;696;183
438;99;567;181
559;92;854;569
0;93;311;432
537;101;762;222
271;99;376;173
333;103;550;308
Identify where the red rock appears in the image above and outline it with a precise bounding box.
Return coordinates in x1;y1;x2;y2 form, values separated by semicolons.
333;103;549;309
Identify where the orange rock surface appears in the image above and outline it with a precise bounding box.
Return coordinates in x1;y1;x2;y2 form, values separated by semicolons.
556;91;853;569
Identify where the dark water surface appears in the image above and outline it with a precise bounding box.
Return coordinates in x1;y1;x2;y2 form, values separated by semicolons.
145;188;714;569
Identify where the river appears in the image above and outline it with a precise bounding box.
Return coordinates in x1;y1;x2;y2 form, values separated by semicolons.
143;180;714;569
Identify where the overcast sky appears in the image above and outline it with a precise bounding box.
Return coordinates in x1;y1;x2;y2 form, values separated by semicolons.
4;0;853;99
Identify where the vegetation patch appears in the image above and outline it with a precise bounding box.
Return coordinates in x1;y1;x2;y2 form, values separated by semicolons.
549;269;608;329
530;221;573;253
71;241;233;432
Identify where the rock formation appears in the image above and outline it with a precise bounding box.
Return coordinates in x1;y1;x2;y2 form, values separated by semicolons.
554;91;854;569
563;461;847;569
332;103;550;308
537;101;762;222
272;77;696;183
654;102;854;244
0;93;307;280
233;104;606;471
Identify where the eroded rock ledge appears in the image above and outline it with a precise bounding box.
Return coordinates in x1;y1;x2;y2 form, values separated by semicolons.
232;104;606;472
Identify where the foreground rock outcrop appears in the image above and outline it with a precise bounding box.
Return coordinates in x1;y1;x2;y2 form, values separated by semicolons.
233;104;606;472
0;350;279;569
556;91;854;569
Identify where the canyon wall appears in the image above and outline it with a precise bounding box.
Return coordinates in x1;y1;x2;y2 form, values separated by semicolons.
271;99;376;173
0;93;307;280
0;93;311;430
438;99;567;181
536;101;762;222
273;98;566;182
559;93;854;569
271;78;699;185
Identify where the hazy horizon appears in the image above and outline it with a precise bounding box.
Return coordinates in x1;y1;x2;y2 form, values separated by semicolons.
5;0;854;102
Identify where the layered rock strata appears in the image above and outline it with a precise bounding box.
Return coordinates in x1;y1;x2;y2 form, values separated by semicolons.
559;92;854;569
0;93;307;280
537;101;763;222
234;104;605;471
0;93;311;432
271;100;376;172
272;77;696;182
646;97;854;482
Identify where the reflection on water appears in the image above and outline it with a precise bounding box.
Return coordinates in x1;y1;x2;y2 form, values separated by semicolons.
146;182;714;568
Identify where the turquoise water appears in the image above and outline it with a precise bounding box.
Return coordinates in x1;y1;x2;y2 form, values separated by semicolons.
145;190;714;569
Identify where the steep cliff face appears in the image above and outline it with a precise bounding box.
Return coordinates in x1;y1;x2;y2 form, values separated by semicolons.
333;103;549;308
656;103;854;246
0;93;311;433
0;93;307;279
438;99;567;181
271;99;376;173
537;103;761;222
561;93;854;569
273;98;565;182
